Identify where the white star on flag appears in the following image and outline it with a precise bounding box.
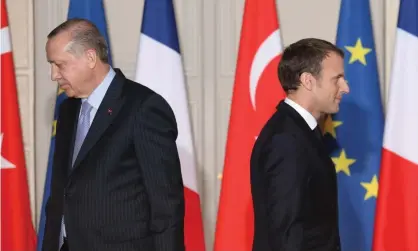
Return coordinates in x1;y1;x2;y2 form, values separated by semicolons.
1;133;16;169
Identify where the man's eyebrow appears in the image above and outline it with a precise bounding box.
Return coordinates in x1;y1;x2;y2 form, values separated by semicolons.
332;73;345;79
47;60;61;64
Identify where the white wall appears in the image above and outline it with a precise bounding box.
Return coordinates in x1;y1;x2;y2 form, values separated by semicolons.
5;0;400;250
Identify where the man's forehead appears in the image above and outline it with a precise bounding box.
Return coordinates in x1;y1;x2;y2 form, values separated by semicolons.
48;31;71;47
322;53;343;67
46;33;72;62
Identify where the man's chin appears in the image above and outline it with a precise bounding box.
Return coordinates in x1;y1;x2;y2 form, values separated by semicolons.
327;106;340;114
64;90;76;98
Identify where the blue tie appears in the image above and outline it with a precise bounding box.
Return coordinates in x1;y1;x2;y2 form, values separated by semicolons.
72;100;93;166
60;100;93;246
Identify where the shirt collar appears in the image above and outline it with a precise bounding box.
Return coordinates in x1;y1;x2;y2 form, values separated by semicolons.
82;67;116;109
284;97;318;130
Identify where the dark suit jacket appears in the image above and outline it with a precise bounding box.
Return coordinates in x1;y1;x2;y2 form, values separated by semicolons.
250;101;341;251
42;69;185;251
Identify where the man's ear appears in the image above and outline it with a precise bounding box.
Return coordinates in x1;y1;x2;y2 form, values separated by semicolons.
85;49;97;69
300;72;314;91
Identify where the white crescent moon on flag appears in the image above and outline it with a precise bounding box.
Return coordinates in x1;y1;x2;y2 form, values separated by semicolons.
249;29;283;109
1;27;12;55
1;133;16;169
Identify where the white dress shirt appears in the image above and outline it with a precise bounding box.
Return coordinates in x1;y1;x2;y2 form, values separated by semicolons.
284;97;317;130
79;67;116;124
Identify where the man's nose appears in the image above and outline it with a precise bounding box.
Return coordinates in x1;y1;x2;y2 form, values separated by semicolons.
50;65;61;81
341;79;350;94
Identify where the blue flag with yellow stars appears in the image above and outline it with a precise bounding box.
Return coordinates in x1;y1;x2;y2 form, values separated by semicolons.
323;0;384;250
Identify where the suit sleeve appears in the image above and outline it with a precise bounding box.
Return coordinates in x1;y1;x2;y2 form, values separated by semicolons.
43;99;70;251
46;98;70;214
133;93;185;251
264;133;309;251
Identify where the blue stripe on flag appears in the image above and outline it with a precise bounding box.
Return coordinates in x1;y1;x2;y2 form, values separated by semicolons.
141;0;180;53
398;0;418;37
328;0;384;250
67;0;113;65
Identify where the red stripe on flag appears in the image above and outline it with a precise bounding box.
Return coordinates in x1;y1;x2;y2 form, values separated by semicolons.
1;33;37;251
1;0;8;29
373;148;418;251
184;187;205;251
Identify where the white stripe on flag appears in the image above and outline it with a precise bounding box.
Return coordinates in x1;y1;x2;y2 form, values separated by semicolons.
383;28;418;165
1;27;11;55
135;34;199;193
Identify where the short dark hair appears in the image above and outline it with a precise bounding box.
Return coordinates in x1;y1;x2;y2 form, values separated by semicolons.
47;18;109;63
278;38;344;93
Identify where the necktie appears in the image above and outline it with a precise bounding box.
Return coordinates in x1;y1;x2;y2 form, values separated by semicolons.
72;100;93;166
313;125;323;140
60;100;92;246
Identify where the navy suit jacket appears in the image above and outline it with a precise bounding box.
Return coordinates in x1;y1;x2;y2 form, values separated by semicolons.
42;69;185;251
250;101;341;251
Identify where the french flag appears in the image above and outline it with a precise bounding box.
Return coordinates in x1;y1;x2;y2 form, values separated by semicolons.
373;0;418;250
134;0;206;250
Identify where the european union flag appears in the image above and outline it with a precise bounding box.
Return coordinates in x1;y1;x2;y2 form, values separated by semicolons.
324;0;384;250
36;0;113;249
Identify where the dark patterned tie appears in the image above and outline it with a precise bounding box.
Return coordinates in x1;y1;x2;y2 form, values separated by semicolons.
313;126;323;140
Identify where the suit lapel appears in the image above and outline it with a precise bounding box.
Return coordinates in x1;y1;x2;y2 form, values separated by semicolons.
279;101;335;171
65;98;82;175
71;70;126;170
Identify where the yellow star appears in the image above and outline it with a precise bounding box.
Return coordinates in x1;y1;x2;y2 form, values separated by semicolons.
332;149;356;176
58;87;65;95
52;120;57;137
344;38;372;65
361;175;379;200
323;115;342;138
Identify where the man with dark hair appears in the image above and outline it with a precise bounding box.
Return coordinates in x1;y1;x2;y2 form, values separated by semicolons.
250;38;349;251
42;18;185;251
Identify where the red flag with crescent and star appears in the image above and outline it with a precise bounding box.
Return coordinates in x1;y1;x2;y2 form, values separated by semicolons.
1;0;37;249
214;0;285;250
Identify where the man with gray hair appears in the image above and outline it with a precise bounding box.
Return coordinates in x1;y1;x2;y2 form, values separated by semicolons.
42;18;185;251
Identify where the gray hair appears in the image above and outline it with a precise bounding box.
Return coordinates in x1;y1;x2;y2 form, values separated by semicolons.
48;18;109;63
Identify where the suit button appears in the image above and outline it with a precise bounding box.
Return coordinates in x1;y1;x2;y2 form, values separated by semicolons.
64;189;70;198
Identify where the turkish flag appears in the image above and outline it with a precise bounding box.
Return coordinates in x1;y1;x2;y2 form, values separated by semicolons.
213;0;285;250
1;0;37;250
